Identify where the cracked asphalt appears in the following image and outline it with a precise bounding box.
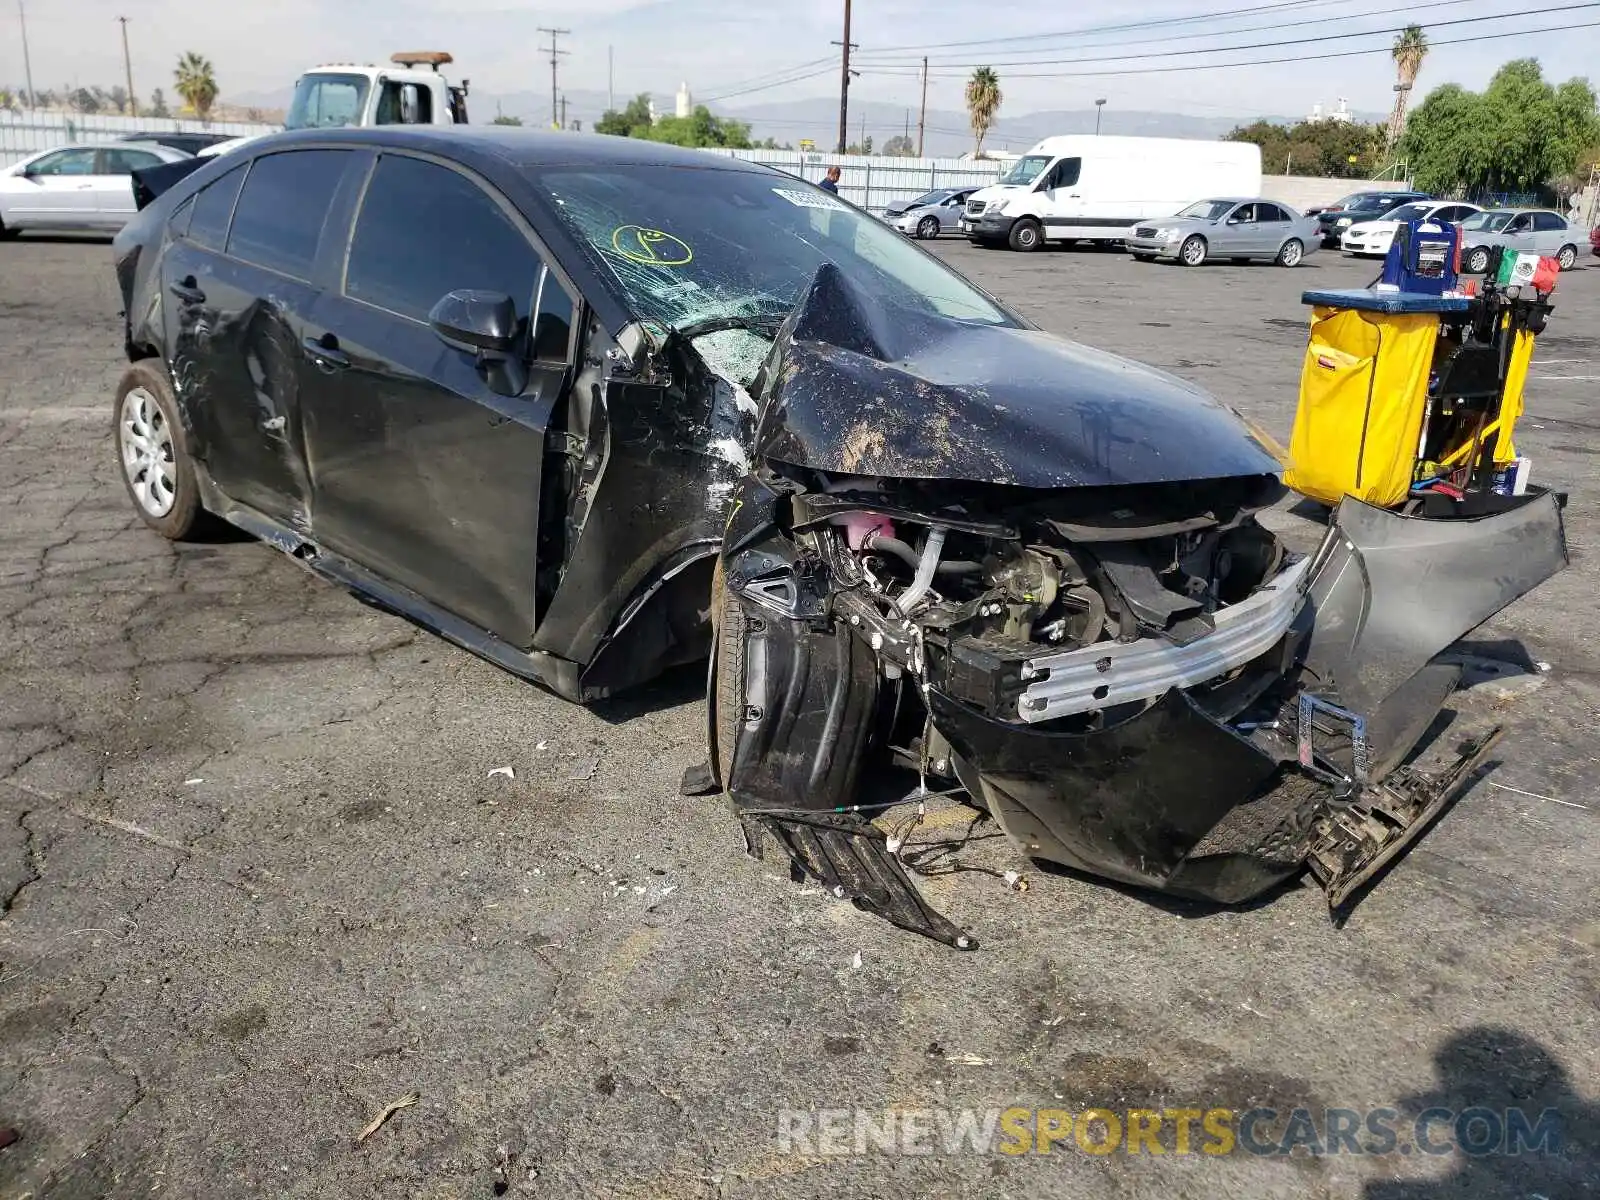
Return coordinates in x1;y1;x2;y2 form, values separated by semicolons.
1;233;1597;1200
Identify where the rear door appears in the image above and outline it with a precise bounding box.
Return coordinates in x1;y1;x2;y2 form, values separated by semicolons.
160;149;355;524
6;148;99;224
1255;202;1294;255
93;146;166;227
296;150;576;646
1532;211;1569;254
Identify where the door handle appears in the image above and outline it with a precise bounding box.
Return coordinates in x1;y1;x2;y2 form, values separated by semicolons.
302;334;350;371
169;277;205;304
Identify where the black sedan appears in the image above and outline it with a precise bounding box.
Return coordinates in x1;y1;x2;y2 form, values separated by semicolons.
112;128;1566;946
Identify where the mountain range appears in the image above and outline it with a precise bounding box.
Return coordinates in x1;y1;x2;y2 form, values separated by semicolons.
224;83;1385;158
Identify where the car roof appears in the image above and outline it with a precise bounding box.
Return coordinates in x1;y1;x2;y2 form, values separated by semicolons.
234;126;781;177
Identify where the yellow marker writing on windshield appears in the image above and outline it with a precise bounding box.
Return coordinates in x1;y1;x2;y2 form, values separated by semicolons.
611;226;694;266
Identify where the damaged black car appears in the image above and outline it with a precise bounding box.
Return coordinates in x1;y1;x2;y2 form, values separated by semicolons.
112;128;1568;947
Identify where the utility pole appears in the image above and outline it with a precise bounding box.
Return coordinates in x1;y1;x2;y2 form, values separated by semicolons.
559;93;568;130
538;27;570;131
831;0;854;154
18;0;36;110
916;56;928;157
117;16;137;117
608;45;614;112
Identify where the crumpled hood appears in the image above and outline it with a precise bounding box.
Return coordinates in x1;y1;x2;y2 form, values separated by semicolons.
753;264;1283;488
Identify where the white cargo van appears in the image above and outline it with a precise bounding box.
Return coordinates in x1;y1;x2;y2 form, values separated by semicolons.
961;135;1263;251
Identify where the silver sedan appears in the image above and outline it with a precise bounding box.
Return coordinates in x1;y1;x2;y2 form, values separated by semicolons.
0;142;191;237
1125;198;1323;267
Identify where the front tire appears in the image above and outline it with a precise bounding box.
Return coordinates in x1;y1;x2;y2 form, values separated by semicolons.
1277;238;1304;268
1179;235;1207;266
0;213;17;241
1556;244;1577;271
1465;245;1490;274
1131;252;1156;262
916;215;940;240
1008;218;1043;252
114;360;206;540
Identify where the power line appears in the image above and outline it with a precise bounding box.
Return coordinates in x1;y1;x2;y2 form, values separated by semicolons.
863;1;1600;73
859;13;1600;80
700;57;837;103
856;0;1489;64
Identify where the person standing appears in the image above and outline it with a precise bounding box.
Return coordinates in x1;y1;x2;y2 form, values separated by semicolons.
818;165;841;193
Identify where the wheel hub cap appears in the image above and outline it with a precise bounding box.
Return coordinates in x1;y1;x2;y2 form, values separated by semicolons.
119;387;177;518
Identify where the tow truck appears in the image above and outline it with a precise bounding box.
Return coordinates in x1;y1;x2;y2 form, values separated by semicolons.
197;52;470;158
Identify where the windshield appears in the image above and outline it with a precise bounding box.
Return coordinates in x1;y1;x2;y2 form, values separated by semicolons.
1463;211;1513;232
285;73;369;130
906;189;954;208
1378;202;1430;223
541;166;1012;335
1176;200;1234;221
1331;193;1365;209
997;155;1051;186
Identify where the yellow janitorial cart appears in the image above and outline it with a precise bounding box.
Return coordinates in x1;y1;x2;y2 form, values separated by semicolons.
1285;260;1556;518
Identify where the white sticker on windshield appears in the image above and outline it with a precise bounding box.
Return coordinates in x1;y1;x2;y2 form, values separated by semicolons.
773;187;848;211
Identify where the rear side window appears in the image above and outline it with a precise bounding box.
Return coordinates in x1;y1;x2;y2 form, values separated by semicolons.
1533;212;1566;232
345;154;544;324
187;163;246;252
1258;203;1289;222
226;150;350;280
100;148;163;175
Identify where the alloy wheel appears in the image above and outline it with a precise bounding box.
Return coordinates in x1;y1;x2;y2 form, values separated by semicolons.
119;386;177;518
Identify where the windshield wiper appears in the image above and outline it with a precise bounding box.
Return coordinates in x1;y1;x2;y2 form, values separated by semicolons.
675;313;789;341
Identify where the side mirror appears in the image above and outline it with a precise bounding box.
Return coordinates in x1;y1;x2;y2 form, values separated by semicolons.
429;289;528;396
400;84;421;125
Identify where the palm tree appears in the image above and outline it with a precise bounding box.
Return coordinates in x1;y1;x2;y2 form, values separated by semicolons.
966;67;1002;158
174;51;219;123
1385;25;1428;155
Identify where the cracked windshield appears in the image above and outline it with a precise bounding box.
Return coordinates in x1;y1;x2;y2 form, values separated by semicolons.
540;165;1010;359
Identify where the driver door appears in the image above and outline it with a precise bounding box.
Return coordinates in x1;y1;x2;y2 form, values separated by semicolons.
1039;156;1083;232
8;148;100;225
1220;203;1263;254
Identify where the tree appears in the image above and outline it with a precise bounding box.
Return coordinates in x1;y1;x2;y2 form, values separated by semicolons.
754;136;794;150
70;87;101;114
147;88;170;118
107;85;129;114
491;114;524;126
174;51;219;122
0;88;16;113
596;93;654;137
966;67;1002;157
1385;24;1429;153
1227;117;1383;177
1401;59;1600;196
882;134;915;157
845;134;874;155
639;105;753;149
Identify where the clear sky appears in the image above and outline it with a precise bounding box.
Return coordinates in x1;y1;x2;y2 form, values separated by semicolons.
7;0;1598;120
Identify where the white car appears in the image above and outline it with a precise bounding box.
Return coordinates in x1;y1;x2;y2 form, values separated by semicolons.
1340;200;1482;258
0;142;192;237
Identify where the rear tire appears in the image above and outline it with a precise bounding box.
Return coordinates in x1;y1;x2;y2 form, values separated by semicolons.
1179;235;1207;266
709;558;746;790
1556;244;1577;271
1277;238;1304;268
916;215;940;240
113;360;207;540
1465;245;1490;274
1008;218;1043;252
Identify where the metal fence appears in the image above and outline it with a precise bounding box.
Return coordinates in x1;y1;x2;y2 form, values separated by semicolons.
701;148;1005;215
0;109;275;167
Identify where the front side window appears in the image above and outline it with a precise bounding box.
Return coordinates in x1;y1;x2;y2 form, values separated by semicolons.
997;155;1051;186
26;148;98;176
1048;157;1082;189
1176;200;1233;221
1229;204;1257;223
541;166;1012;334
375;81;433;125
227;150;350;279
345;154;545;326
285;73;369;130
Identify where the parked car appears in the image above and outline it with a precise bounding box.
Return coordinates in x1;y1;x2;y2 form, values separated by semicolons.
1125;197;1321;266
116;131;237;155
1339;200;1482;258
1314;190;1431;247
111;127;1567;946
883;187;979;239
0;142;192;237
962;134;1261;251
1591;222;1600;258
1459;209;1583;272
